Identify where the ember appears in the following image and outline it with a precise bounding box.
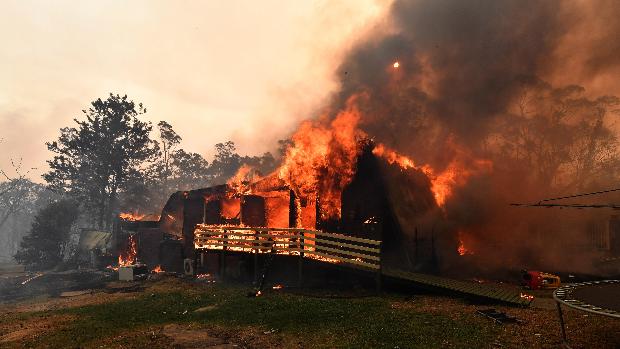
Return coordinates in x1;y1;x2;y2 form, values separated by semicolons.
520;293;535;302
457;232;473;256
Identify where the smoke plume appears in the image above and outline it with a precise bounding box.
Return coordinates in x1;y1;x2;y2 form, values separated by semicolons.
327;0;620;275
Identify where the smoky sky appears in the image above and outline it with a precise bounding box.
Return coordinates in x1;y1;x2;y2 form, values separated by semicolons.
337;0;620;163
333;0;620;274
0;0;389;181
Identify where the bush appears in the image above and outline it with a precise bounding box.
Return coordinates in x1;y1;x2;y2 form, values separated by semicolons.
14;200;79;270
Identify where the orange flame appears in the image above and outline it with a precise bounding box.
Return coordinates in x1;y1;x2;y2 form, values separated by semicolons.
151;265;163;273
373;143;492;207
227;164;260;196
276;95;365;220
118;235;137;266
223;94;491;221
119;212;146;221
457;231;473;256
372;144;417;169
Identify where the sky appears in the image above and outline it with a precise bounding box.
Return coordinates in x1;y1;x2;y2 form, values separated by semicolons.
0;0;391;181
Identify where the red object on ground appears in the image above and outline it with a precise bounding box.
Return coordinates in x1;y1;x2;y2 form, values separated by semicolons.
523;270;542;289
522;270;561;290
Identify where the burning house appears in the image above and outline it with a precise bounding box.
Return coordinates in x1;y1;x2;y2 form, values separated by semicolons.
120;141;456;277
105;0;620;280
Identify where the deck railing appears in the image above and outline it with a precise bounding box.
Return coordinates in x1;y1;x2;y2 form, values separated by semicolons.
193;225;382;288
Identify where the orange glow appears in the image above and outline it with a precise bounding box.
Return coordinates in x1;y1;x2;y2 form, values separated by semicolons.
151;265;163;273
227;164;260;196
221;197;241;220
393;61;400;68
119;212;160;221
457;231;473;256
265;196;290;227
118;235;138;266
300;197;317;229
119;212;146;221
520;293;535;301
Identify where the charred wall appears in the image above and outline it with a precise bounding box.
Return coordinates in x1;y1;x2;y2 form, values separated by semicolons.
342;146;445;272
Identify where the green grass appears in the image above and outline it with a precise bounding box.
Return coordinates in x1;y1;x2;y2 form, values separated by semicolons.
10;284;497;348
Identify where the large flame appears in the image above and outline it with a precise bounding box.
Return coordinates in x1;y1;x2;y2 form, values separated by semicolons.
118;235;137;267
225;94;491;223
373;143;492;207
276;95;365;220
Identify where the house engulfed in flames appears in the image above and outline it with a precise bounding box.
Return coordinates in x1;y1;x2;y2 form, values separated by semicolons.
143;142;454;273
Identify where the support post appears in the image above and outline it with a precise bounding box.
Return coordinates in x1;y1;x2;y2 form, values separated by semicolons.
254;231;259;285
298;231;304;287
203;199;206;224
556;302;568;345
376;242;382;294
220;231;227;281
414;227;418;266
193;249;199;276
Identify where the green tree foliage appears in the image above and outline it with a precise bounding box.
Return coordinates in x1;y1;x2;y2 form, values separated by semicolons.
44;94;157;229
14;199;79;270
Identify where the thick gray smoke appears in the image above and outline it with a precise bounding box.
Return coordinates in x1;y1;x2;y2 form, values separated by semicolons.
338;0;565;157
333;0;620;276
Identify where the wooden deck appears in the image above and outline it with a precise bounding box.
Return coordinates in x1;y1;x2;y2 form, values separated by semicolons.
194;225;533;307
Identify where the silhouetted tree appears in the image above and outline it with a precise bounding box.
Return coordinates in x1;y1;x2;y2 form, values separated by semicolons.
206;141;278;184
14;200;79;270
0;179;55;260
208;141;242;184
490;79;620;192
44;94;157;229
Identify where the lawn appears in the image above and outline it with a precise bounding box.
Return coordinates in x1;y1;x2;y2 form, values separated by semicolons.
2;276;619;348
1;278;495;348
